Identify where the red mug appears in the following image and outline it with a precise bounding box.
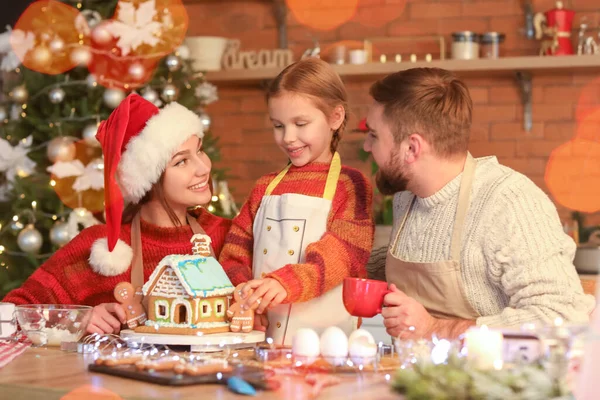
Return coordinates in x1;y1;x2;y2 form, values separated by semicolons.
343;277;392;318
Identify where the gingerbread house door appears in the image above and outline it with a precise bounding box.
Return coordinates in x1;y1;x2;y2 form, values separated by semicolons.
172;300;192;324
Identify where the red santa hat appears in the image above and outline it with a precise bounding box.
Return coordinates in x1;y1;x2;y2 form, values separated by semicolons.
89;93;204;276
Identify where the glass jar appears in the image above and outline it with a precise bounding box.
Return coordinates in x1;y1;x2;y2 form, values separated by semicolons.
481;32;506;59
451;31;480;60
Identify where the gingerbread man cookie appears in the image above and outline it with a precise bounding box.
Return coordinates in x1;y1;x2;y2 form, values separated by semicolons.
227;283;259;333
114;282;147;329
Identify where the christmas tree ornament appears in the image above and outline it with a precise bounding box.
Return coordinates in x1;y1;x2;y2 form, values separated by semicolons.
75;9;103;33
31;46;52;67
86;74;98;88
195;82;218;105
50;221;70;247
0;105;7;122
47;158;104;193
91;24;112;46
48;140;105;213
17;224;43;254
128;63;146;81
70;46;92;66
88;0;189;90
0;135;36;182
198;109;211;130
165;54;181;71
49;37;65;53
10;85;29;103
49;87;66;104
68;208;101;239
103;88;126;109
161;84;179;103
176;44;190;60
12;0;85;75
82;123;100;147
141;87;159;104
10;220;24;232
47;137;76;163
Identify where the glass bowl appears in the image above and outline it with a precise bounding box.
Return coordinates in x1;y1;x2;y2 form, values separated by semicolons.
15;304;93;347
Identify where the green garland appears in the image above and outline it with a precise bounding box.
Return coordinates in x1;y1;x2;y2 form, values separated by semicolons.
391;353;572;400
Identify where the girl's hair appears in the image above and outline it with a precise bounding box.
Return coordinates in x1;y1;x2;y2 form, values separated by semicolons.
122;175;214;227
266;57;348;153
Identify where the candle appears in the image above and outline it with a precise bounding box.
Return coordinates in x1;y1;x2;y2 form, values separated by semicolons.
464;325;504;370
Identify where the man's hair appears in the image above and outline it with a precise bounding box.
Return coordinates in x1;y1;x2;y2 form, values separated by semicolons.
369;68;472;157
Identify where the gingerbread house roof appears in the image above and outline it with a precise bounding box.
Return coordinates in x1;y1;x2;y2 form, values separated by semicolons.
142;255;234;298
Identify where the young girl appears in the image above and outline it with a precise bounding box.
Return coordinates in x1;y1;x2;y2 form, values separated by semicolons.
2;94;231;335
219;58;374;345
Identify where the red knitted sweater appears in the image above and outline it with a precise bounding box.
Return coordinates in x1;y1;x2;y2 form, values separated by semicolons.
2;210;231;306
219;162;374;303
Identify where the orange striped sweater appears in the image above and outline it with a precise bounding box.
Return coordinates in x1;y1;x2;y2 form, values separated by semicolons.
219;161;374;303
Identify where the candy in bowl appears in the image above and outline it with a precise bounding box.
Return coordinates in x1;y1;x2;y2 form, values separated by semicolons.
15;304;92;346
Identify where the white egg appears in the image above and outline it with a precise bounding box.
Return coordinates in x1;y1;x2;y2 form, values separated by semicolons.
292;328;320;365
320;326;349;366
348;329;378;366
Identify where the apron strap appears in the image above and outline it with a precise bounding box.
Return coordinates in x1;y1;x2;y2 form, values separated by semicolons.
265;164;292;196
129;212;214;291
265;152;342;199
389;152;477;261
390;195;416;252
130;213;144;291
323;152;341;201
449;153;476;261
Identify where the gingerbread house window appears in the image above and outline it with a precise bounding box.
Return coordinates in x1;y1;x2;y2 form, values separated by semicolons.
215;299;225;317
155;300;169;319
200;300;212;317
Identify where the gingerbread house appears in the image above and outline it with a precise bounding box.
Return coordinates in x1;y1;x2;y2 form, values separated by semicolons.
134;235;235;335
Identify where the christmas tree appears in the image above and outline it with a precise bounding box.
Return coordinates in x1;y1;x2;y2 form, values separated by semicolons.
0;0;237;296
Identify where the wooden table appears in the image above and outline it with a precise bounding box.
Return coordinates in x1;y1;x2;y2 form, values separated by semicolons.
0;348;399;399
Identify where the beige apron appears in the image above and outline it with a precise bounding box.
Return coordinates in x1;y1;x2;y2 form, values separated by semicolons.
385;153;479;320
252;153;356;346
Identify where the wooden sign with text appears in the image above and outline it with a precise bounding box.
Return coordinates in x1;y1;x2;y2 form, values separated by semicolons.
222;40;294;70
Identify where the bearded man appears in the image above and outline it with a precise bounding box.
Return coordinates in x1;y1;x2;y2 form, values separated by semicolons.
363;68;595;339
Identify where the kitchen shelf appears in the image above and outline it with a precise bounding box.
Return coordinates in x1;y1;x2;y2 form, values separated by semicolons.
205;55;600;85
205;55;600;132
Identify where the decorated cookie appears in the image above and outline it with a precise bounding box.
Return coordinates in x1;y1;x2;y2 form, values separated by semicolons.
114;282;147;329
227;283;258;333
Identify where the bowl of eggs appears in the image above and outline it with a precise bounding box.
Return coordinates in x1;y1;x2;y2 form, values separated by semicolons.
292;327;379;368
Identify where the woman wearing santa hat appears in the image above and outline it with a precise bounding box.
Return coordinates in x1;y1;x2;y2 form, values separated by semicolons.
2;93;231;334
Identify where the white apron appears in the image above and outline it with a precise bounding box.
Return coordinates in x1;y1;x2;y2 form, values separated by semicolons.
252;153;356;346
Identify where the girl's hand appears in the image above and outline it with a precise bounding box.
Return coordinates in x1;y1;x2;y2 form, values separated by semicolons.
253;313;269;332
87;303;126;335
241;278;287;314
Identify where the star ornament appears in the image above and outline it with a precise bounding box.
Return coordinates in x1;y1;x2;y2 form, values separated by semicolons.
88;0;189;90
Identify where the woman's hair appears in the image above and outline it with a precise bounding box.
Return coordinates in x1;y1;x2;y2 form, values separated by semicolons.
266;57;348;153
122;174;214;227
122;173;182;226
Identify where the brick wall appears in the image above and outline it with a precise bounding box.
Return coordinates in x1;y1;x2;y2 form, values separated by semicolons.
186;0;600;227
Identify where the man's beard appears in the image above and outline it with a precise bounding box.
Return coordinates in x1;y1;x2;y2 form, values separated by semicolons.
375;152;409;195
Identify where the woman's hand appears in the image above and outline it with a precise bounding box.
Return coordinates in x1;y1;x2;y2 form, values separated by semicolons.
241;278;287;314
87;303;126;335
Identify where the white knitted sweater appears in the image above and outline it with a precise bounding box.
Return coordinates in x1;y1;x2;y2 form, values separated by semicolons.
389;156;596;328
